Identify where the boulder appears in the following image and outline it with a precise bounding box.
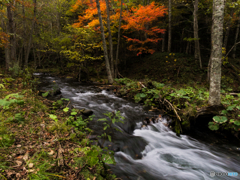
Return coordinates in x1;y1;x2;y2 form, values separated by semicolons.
81;109;93;116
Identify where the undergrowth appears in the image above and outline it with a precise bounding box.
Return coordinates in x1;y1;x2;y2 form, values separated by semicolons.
0;71;118;180
114;78;240;137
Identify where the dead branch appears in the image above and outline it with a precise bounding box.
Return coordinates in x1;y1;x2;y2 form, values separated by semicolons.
57;143;64;166
225;41;240;58
118;72;124;78
139;82;146;88
164;99;182;121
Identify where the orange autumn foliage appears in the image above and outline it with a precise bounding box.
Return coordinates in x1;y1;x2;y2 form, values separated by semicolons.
0;31;9;48
122;2;167;55
71;0;167;56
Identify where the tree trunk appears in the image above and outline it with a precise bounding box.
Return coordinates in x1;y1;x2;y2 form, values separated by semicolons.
168;0;172;52
186;41;189;54
2;18;10;69
193;0;202;68
4;47;10;69
223;8;234;51
209;0;225;106
179;29;184;53
162;32;165;52
96;0;113;83
105;0;114;78
24;0;37;68
33;49;36;70
232;15;240;59
7;0;17;69
115;0;123;78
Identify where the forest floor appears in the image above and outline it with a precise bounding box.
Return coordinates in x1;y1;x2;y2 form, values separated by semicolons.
0;72;116;180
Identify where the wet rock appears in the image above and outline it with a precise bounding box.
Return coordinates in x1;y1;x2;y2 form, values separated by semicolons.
50;88;61;96
82;109;93;116
86;135;98;140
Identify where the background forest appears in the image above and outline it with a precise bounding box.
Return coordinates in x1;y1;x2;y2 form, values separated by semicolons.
1;0;240;80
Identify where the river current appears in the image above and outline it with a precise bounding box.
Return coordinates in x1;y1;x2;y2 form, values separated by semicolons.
35;73;240;180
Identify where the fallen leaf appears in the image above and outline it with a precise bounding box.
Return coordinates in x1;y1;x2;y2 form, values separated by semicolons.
48;149;55;155
16;144;21;148
15;160;22;166
28;163;34;168
16;156;23;159
16;173;21;178
28;169;35;173
23;151;29;161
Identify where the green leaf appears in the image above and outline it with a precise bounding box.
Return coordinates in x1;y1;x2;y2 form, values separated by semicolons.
234;120;240;126
230;119;235;123
49;114;58;121
71;112;77;116
0;84;5;89
98;118;108;121
102;154;115;164
227;105;236;111
103;126;108;130
42;91;49;97
63;107;69;112
213;116;228;124
108;135;111;142
221;110;228;115
208;122;219;131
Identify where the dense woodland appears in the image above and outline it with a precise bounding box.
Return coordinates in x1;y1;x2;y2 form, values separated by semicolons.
1;0;240;179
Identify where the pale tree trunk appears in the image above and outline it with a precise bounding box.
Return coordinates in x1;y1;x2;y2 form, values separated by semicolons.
209;0;225;106
115;0;123;78
193;0;202;68
96;0;113;83
162;32;165;52
105;0;114;78
24;0;37;68
232;15;240;59
223;8;234;51
168;0;172;52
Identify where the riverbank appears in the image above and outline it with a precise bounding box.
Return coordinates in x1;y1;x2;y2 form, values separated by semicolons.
0;71;116;179
96;78;240;141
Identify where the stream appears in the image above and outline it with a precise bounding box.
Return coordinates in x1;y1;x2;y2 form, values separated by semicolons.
35;73;240;180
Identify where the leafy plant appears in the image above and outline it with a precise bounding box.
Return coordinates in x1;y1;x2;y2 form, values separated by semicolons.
49;114;58;122
208;122;219;131
0;133;15;147
0;93;24;109
98;111;124;142
213;116;228;124
42;91;49;98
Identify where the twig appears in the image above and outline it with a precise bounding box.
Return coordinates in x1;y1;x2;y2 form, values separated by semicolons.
118;72;124;78
177;66;181;78
164;99;182;121
225;41;240;58
139;82;146;88
66;100;71;108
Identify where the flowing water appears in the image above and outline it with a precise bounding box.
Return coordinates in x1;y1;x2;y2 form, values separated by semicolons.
35;73;240;180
